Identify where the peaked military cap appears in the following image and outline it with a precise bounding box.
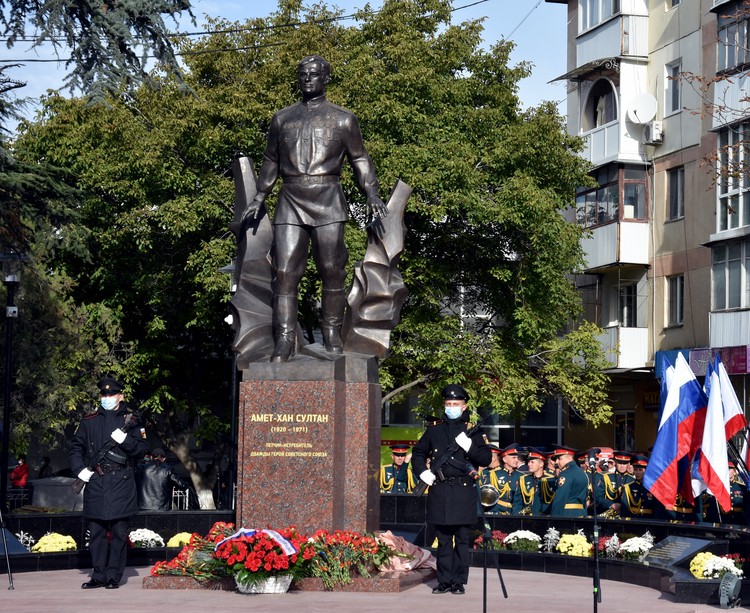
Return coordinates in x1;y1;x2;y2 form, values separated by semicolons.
551;445;578;459
526;447;546;461
441;384;469;401
390;444;410;456
98;376;124;395
613;450;634;463
501;443;521;457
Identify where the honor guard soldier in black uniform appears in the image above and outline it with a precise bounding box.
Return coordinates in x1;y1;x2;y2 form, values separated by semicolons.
380;444;416;493
70;376;147;589
412;384;491;595
549;446;589;517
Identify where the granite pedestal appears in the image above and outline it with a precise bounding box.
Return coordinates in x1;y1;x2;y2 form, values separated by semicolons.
236;349;381;534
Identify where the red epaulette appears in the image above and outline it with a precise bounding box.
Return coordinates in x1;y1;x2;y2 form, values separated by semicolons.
83;412;99;420
425;419;445;427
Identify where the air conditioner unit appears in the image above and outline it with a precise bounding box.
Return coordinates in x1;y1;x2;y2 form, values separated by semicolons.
643;120;663;145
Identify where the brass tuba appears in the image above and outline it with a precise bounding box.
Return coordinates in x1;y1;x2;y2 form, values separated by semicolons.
479;484;500;507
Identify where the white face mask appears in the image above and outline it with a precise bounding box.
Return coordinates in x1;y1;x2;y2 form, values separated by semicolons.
444;405;463;420
101;396;119;411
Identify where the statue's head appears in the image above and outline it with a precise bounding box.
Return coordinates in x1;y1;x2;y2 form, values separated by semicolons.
298;55;331;78
297;55;331;99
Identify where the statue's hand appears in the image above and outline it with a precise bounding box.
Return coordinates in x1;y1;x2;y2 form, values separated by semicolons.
367;195;388;220
242;198;263;222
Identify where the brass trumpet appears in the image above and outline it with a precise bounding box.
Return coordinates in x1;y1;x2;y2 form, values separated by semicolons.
480;484;500;507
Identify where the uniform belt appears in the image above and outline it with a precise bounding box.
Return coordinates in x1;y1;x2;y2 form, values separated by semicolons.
637;508;653;515
283;175;340;185
105;450;127;465
673;506;693;514
98;461;127;474
497;500;512;507
444;476;471;486
564;503;584;509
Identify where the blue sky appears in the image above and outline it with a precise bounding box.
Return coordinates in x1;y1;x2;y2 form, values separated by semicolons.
3;0;568;127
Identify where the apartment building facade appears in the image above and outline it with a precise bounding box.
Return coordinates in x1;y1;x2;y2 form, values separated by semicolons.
546;0;750;452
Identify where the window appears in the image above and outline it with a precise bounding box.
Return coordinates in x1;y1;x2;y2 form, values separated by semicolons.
668;166;685;219
717;123;750;231
584;79;618;131
712;239;750;310
718;4;750;73
575;164;647;229
671;0;681;6
623;167;647;219
580;0;620;31
666;60;682;114
668;275;684;325
619;284;637;327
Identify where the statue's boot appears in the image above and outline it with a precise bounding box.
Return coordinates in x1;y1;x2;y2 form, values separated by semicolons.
270;294;297;363
321;288;345;353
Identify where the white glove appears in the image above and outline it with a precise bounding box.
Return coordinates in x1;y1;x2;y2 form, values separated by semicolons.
111;428;127;444
455;431;472;452
77;468;95;483
419;470;436;486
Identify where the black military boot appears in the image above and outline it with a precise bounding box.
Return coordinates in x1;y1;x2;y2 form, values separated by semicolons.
270;294;297;363
321;288;345;353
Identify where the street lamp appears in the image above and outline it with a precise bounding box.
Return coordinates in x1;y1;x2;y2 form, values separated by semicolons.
1;253;24;514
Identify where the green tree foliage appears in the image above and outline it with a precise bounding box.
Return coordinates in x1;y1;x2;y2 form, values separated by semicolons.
0;0;192;103
12;0;613;479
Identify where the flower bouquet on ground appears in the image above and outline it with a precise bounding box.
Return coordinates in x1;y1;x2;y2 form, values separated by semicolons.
503;530;541;552
151;521;236;582
555;530;593;558
128;528;165;548
542;527;560;553
166;532;193;548
30;532;76;553
597;534;621;558
617;532;654;561
473;530;508;551
306;529;400;590
213;527;313;593
690;552;745;579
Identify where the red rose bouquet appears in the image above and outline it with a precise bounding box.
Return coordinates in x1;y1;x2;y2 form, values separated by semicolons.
213;526;314;587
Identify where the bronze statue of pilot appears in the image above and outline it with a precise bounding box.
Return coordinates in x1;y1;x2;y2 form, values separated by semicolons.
241;55;388;362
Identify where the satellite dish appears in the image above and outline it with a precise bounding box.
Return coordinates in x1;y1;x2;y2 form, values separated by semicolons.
627;93;658;125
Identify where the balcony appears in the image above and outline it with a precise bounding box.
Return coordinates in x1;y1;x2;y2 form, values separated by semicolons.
580;121;620;165
710;310;750;348
576;14;648;66
598;325;650;369
581;220;649;272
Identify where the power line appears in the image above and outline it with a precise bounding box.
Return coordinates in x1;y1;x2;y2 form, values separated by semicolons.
0;0;494;51
504;0;542;40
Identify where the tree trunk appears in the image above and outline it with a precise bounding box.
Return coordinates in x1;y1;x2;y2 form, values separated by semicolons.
195;487;216;510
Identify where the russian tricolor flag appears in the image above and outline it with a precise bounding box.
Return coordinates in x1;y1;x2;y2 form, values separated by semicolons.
644;352;707;509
